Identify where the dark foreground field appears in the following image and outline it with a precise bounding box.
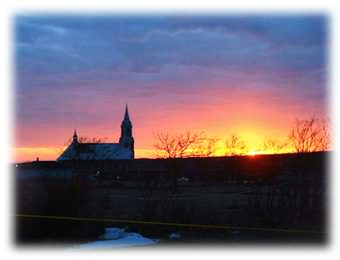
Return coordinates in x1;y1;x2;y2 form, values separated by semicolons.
14;152;328;247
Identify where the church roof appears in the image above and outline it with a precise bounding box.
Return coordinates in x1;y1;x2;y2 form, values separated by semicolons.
57;142;133;161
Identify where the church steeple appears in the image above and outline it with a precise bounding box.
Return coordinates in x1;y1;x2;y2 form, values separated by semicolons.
119;104;134;158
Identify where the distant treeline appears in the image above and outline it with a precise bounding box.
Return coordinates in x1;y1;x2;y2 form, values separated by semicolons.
16;152;327;185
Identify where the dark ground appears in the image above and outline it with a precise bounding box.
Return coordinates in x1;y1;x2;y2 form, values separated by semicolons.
14;152;328;247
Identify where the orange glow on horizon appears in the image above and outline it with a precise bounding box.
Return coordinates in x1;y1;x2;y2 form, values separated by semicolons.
247;150;260;156
12;136;296;163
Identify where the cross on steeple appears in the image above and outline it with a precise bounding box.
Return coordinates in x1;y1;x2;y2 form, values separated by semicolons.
73;128;78;143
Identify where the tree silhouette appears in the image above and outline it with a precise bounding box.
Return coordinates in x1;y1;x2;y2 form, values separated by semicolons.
64;136;107;146
261;137;289;154
153;131;218;158
198;136;219;157
58;136;108;157
288;117;330;153
317;118;331;151
225;134;248;156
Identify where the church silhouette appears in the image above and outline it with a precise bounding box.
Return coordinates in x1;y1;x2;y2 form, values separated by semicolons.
57;105;134;161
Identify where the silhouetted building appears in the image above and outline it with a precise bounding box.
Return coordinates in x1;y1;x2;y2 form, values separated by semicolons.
57;105;134;161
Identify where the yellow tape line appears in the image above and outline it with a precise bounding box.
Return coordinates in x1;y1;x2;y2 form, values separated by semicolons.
15;214;323;235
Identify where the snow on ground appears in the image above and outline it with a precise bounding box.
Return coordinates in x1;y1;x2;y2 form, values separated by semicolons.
72;227;159;250
168;232;181;240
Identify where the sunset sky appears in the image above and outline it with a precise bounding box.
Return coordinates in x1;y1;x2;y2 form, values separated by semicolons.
14;15;328;162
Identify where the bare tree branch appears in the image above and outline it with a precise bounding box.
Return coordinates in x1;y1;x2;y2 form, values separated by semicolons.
153;131;218;158
261;137;289;154
59;136;108;156
288;117;330;153
225;134;248;156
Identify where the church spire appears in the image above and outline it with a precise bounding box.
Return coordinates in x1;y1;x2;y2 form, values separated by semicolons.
124;104;130;121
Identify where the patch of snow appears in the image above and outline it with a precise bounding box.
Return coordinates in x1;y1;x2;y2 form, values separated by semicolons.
72;227;159;250
98;228;126;240
168;232;181;240
177;177;189;183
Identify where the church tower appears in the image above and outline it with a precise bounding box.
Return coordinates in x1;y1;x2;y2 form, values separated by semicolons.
119;104;135;158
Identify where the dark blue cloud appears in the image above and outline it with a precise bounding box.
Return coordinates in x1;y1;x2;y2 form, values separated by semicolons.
15;15;327;75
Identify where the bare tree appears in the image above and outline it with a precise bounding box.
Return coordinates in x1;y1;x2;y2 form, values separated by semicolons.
153;131;218;158
153;132;176;158
225;134;248;156
191;135;219;157
58;136;108;157
203;137;219;157
64;136;107;146
261;138;289;154
317;118;331;151
289;117;330;153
